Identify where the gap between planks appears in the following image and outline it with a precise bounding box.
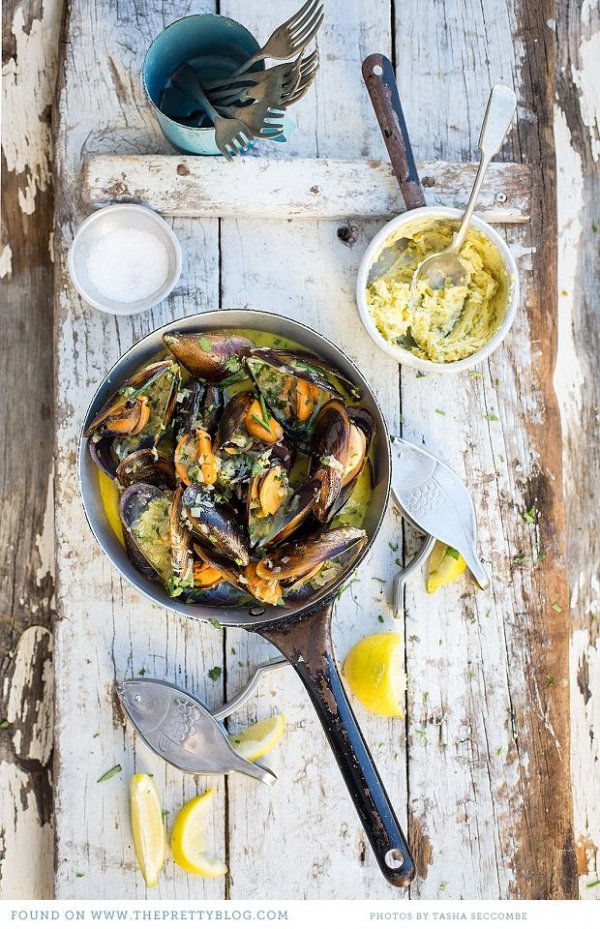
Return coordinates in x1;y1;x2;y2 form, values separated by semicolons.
81;156;532;222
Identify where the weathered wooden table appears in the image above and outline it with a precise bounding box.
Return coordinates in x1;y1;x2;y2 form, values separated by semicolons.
2;0;599;903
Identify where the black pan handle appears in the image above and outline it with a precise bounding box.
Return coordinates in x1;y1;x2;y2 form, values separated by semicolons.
256;603;415;888
362;53;426;211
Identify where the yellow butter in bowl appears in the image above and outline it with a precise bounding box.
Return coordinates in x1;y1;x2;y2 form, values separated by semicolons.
366;221;511;365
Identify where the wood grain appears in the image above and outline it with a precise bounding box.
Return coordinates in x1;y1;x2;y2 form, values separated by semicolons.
0;0;63;899
81;155;532;222
555;0;600;900
394;0;576;900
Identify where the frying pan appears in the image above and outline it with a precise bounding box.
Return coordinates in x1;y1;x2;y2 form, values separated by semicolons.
79;308;415;887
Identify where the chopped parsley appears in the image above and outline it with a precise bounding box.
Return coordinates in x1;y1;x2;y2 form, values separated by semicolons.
97;764;122;783
208;666;222;682
523;505;537;524
485;413;499;422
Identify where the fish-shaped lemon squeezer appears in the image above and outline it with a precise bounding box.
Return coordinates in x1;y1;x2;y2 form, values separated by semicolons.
391;436;489;590
118;658;288;786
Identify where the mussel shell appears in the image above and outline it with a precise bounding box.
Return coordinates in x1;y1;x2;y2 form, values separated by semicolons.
88;436;118;477
255;476;322;550
213;391;254;453
85;360;176;437
119;483;173;583
170;485;193;580
310;399;351;523
270;442;295;472
192;543;247;592
174;381;224;440
116;449;176;489
163;331;253;383
182;484;250;566
327;407;375;520
256;526;367;584
245;349;357;450
246;348;358;396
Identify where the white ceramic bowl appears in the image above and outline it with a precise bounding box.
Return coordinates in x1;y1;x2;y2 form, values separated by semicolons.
68;204;182;316
355;206;519;373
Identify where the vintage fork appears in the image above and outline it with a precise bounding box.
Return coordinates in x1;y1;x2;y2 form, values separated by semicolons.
207;59;301;107
214;100;287;140
230;0;324;77
281;49;319;105
172;65;252;160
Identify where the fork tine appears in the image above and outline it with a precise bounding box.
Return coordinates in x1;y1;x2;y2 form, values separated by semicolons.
288;0;321;34
284;0;319;32
291;9;324;48
233;134;250;154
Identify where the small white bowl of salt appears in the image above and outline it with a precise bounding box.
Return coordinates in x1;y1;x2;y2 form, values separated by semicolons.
68;204;182;315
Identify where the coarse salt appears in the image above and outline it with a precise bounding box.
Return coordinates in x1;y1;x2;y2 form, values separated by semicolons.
86;226;170;303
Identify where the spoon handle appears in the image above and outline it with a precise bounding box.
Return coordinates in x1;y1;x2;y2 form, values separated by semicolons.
453;83;517;252
362;53;426;211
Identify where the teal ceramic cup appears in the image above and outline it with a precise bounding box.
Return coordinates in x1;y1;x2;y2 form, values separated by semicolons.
143;14;262;156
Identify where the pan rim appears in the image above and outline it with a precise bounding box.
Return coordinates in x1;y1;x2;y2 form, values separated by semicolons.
78;308;392;628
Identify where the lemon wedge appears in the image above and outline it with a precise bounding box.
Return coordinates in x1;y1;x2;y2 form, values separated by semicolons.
343;632;406;718
426;540;467;593
171;790;228;878
129;773;166;888
228;713;286;761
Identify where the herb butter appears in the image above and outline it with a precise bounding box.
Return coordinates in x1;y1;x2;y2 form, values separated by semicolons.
366;222;511;364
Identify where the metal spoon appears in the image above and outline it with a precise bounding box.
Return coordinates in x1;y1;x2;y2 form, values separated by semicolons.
118;657;288;785
409;83;516;294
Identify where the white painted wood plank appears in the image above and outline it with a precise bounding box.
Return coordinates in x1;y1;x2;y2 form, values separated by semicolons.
395;0;575;900
219;0;406;899
53;0;231;899
81;155;531;222
555;0;600;900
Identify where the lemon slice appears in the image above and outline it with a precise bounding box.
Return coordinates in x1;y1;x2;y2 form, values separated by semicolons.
171;790;228;878
426;540;467;593
228;713;286;761
343;632;406;717
129;773;166;888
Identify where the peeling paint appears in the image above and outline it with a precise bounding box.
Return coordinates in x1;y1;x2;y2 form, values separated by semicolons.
0;244;13;278
1;3;62;214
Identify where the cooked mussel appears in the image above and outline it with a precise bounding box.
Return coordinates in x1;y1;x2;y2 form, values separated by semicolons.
213;391;284;454
248;474;321;550
174;381;224;440
310;399;351;523
170;485;193;582
245;348;357;448
255;526;367;588
85;360;178;438
119;483;173;583
329;407;375;518
214;392;254;453
182;484;250;566
174;429;219;486
116;448;176;489
163;331;253;383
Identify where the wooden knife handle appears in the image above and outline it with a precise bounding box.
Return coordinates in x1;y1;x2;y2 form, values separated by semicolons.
362;53;426;211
